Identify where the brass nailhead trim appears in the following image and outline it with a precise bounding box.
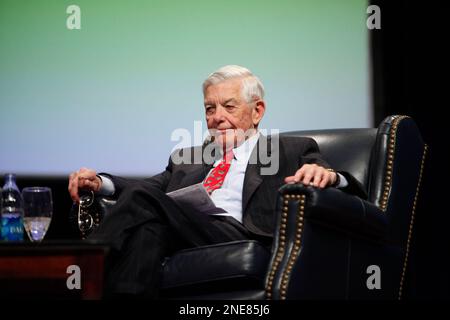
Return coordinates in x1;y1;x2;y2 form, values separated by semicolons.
398;144;427;300
266;194;291;299
279;194;306;300
265;194;306;299
380;115;409;211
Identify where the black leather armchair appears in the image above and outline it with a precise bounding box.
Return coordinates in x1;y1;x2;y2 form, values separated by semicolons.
72;115;427;299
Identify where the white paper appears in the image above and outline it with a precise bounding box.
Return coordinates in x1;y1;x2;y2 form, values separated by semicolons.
166;183;227;215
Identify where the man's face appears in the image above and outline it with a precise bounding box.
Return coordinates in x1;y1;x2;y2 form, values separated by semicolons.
203;78;265;150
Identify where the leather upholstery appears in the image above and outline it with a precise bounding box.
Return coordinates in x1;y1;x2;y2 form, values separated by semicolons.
71;115;427;299
160;240;270;298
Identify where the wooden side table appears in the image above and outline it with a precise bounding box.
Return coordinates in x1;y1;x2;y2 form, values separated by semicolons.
0;240;109;299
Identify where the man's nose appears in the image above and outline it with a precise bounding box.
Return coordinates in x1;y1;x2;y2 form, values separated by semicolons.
212;105;225;122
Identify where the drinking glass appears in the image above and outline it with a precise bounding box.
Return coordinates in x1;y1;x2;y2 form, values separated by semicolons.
22;187;53;242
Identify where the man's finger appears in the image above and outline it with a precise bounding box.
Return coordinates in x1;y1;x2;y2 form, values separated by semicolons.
319;174;330;188
80;170;97;181
284;176;296;184
83;179;97;191
70;188;80;203
301;171;314;185
71;175;80;202
78;178;88;189
312;171;323;187
293;168;305;183
68;173;74;192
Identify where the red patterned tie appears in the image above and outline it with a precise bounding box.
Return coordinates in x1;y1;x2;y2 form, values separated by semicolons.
203;150;234;194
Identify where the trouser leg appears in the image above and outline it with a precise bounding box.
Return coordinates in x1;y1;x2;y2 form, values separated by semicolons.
90;181;252;297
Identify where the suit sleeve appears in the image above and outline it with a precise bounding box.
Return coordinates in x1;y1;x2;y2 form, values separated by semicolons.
98;154;174;198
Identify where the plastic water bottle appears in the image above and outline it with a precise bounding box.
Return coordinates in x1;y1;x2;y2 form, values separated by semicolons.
1;174;24;241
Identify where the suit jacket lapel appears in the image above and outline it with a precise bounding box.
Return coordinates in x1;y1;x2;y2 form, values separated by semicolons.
242;135;271;214
242;163;263;214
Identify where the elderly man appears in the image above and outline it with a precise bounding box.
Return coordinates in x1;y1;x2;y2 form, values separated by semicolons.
68;65;365;298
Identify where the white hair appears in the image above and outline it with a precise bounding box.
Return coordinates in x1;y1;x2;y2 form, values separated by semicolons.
202;65;265;103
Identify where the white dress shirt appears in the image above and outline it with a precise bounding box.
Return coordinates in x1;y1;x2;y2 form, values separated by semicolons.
205;132;261;223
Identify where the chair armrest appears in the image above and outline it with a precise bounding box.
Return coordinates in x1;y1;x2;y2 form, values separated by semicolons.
265;184;388;299
278;184;387;241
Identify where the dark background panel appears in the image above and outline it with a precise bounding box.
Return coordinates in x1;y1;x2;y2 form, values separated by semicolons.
370;0;448;298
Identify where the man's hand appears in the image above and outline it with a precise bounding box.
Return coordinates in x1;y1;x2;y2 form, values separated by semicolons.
68;167;102;203
284;164;337;188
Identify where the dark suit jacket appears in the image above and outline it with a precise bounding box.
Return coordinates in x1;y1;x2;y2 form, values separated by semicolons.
104;135;366;238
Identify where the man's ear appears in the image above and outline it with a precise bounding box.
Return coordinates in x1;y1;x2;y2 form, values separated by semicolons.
252;100;265;126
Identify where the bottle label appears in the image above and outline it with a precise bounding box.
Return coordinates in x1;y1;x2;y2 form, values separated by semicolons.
1;212;24;241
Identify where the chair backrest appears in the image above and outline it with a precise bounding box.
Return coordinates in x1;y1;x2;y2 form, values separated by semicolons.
281;115;427;246
281;128;377;196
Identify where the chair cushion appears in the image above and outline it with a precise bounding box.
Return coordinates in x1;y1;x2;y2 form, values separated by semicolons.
160;240;271;296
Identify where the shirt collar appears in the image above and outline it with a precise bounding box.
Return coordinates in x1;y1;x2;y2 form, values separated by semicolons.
213;131;260;166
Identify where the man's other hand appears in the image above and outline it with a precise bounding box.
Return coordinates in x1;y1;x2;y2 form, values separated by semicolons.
284;164;337;188
68;167;102;203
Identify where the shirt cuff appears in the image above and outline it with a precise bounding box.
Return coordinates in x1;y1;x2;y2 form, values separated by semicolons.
97;174;115;196
335;173;348;188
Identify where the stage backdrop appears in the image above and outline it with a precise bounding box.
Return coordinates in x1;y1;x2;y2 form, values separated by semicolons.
0;0;371;176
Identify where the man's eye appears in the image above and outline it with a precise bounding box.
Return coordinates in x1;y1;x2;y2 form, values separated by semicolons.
225;105;235;110
206;107;215;114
